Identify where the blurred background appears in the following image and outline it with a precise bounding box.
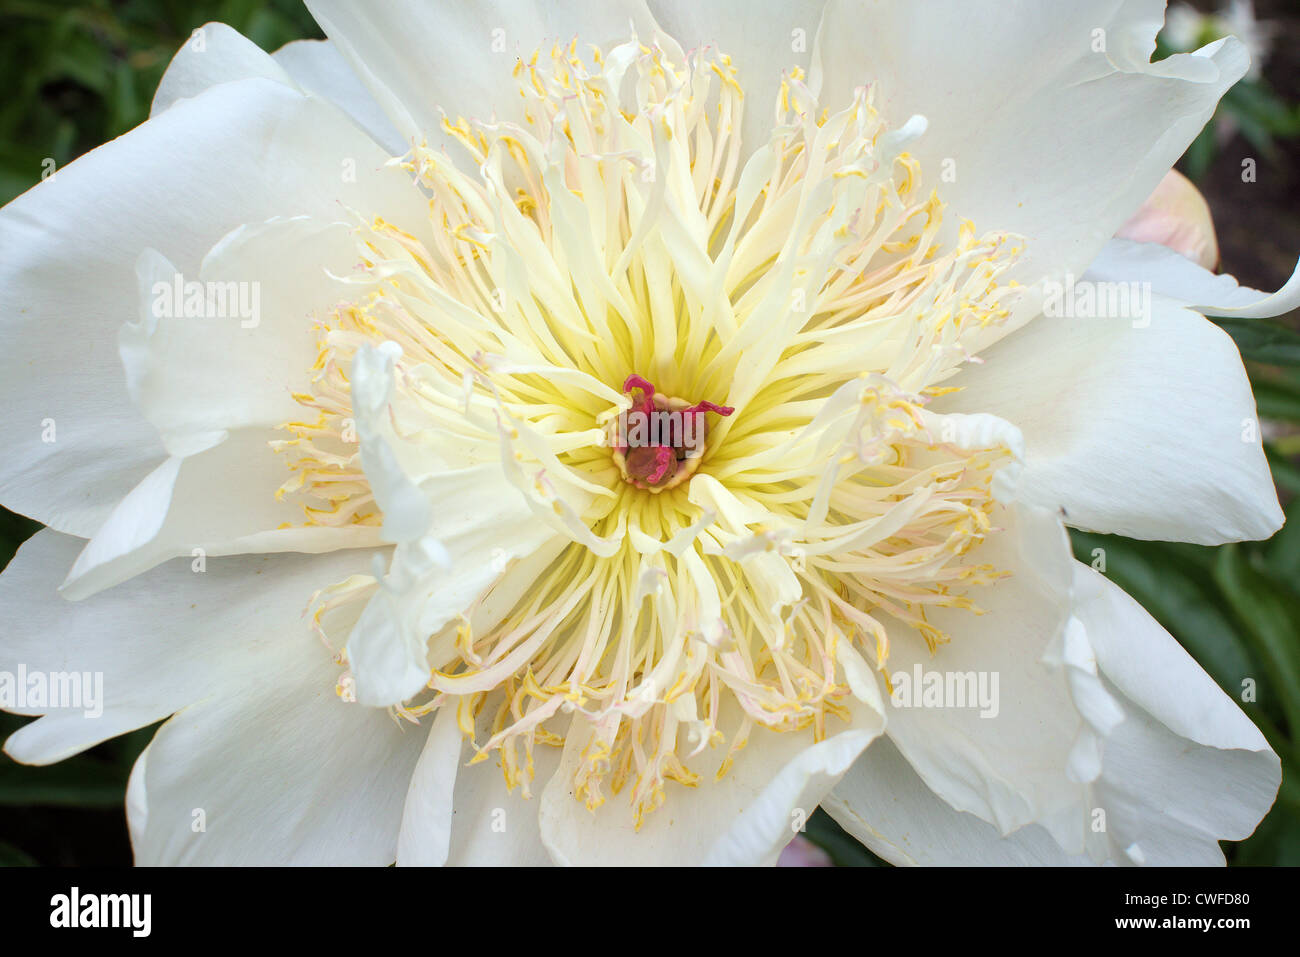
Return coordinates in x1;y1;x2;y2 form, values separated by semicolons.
0;0;1296;866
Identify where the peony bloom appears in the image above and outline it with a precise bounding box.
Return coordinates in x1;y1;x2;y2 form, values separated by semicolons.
2;0;1297;866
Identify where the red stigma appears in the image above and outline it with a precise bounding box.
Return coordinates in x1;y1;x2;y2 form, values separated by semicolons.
616;374;733;489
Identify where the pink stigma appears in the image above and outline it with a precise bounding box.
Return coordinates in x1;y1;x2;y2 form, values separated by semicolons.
616;374;733;489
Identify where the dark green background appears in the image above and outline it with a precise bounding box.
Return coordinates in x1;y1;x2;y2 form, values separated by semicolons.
0;0;1297;866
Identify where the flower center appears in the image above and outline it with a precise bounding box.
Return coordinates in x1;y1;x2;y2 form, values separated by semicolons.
274;34;1025;825
611;374;733;492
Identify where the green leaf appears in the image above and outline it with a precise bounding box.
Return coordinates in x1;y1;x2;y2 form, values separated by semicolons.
1233;803;1300;866
1252;377;1300;423
0;717;128;808
805;808;885;867
1215;317;1300;366
1213;546;1300;740
1265;499;1300;583
1180;124;1217;184
1225;80;1300;138
1232;110;1279;165
1265;445;1300;498
0;754;128;807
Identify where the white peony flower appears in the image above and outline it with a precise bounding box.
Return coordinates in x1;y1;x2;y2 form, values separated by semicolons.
2;0;1297;867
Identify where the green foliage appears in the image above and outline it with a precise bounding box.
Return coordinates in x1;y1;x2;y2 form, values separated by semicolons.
0;0;321;205
1215;318;1300;367
805;809;885;866
1181;78;1300;183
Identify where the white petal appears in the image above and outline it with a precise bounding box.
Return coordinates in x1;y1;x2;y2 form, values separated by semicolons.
344;465;555;707
1;529;388;764
1073;562;1270;752
1070;564;1278;864
0;76;421;537
58;429;381;601
812;0;1247;283
125;741;150;852
830;550;1280;867
825;737;1091;866
446;757;557;866
431;692;559;865
396;704;463;866
878;503;1091;850
345;537;448;707
938;296;1282;544
701;713;883;866
538;700;883;866
273;39;407;156
121;219;358;456
343;343;558;706
303;0;663;148
151;23;292;115
130;642;424;866
152;23;406;157
351;343;436;545
1088;238;1300;319
1087;704;1279;865
36;123;427;597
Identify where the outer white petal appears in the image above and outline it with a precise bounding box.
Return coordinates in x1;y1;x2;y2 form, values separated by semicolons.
1071;563;1278;865
273;39;407;156
59;430;380;602
57;215;408;600
152;23;405;156
825;738;1091;866
1089;705;1279;865
1088;238;1300;319
0;529;388;765
876;503;1091;851
812;0;1247;285
129;638;425;867
828;561;1279;867
446;758;558;867
121;220;351;457
125;741;150;851
937;296;1282;544
396;704;463;866
0;76;418;538
303;0;663;149
53;102;426;598
1075;563;1270;753
538;700;884;866
150;22;292;114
